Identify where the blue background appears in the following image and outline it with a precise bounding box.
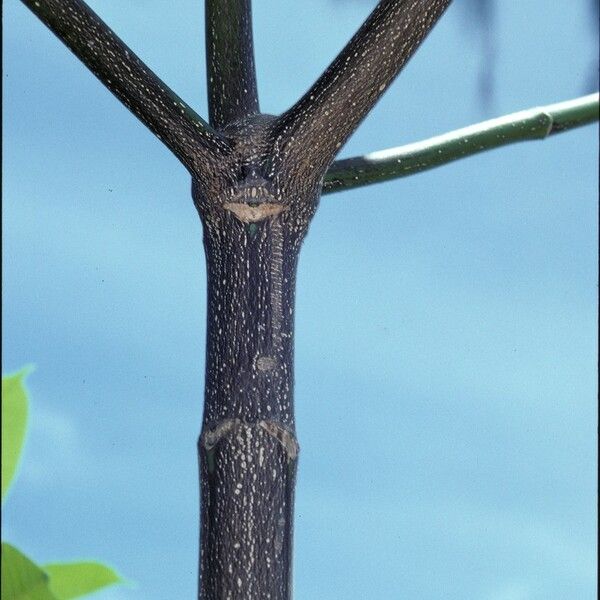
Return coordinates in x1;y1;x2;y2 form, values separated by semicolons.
3;1;598;599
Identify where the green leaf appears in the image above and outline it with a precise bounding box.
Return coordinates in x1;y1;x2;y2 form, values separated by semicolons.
1;543;58;600
2;368;33;503
42;562;122;600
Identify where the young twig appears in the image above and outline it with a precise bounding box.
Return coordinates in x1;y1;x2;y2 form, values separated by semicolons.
323;93;600;193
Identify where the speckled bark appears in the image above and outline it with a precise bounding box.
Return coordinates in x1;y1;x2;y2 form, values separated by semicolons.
274;0;451;180
199;421;297;600
192;114;320;599
18;0;452;598
197;215;300;597
20;0;231;185
206;0;259;128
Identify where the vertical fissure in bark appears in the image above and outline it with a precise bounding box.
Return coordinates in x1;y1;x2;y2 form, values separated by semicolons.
269;218;285;355
200;209;300;425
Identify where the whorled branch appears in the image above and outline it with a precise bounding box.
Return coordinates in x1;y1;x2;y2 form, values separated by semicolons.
21;0;231;184
270;0;452;181
205;0;260;129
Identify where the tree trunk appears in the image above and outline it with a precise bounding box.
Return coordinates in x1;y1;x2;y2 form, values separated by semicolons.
19;3;454;597
193;170;316;599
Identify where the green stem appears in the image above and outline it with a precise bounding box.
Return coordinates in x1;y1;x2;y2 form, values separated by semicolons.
323;93;599;194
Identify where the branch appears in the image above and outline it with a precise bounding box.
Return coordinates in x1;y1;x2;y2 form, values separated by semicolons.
205;0;259;129
21;0;230;181
271;0;452;180
323;93;600;194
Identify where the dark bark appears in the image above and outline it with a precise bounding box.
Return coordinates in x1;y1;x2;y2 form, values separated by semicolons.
17;0;452;597
272;0;452;180
192;114;320;599
20;0;230;184
206;0;260;128
195;195;302;598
